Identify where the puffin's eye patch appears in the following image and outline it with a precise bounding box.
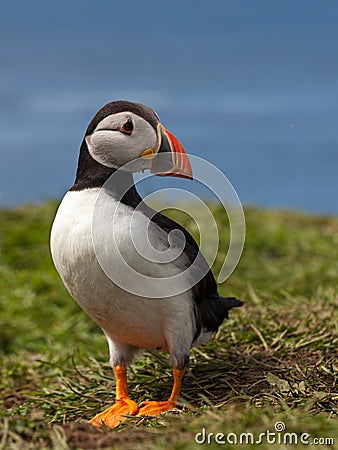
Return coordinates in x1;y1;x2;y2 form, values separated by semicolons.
120;118;133;135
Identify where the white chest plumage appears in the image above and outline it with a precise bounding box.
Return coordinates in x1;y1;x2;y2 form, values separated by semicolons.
50;189;195;351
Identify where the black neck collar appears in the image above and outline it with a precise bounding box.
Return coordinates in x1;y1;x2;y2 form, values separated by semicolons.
70;140;142;208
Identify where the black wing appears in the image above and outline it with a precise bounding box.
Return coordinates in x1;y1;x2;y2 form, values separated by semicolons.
143;206;243;341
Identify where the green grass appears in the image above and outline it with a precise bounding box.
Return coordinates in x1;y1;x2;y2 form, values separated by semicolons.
0;201;337;449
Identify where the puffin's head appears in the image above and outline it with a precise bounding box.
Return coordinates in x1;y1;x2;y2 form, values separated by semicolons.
84;100;193;179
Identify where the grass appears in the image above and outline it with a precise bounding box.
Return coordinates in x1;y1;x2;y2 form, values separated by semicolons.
0;200;337;449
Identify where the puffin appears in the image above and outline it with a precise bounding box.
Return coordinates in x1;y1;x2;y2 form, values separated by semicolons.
50;100;243;429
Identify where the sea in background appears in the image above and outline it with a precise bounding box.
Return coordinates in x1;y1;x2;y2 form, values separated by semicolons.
0;0;337;214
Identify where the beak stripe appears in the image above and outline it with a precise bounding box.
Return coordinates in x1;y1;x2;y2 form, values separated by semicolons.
163;128;193;180
150;126;193;180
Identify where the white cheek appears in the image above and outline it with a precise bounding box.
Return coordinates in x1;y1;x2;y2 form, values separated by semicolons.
85;116;157;170
86;133;117;167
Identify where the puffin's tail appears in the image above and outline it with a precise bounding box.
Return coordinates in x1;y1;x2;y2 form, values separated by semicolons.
218;296;244;319
195;296;244;335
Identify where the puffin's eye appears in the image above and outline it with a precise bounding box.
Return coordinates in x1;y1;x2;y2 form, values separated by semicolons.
120;118;133;135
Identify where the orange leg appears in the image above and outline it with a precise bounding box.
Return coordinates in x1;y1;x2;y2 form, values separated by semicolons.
89;365;139;429
137;368;185;417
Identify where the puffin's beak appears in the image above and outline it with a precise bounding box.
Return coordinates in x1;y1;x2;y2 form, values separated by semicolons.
148;125;193;180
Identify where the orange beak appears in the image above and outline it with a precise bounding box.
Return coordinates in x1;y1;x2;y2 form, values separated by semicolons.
150;126;193;180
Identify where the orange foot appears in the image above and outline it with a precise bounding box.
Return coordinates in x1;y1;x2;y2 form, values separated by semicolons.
89;397;139;429
137;400;177;417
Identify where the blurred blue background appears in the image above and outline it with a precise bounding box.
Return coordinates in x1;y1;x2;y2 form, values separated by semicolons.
1;0;337;213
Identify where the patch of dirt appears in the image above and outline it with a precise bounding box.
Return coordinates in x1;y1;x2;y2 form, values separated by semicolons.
1;389;28;409
281;348;336;368
63;422;157;450
185;347;337;406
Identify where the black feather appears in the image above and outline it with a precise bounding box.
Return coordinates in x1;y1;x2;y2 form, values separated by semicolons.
193;296;243;341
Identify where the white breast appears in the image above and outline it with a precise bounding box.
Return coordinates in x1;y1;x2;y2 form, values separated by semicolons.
50;188;196;351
